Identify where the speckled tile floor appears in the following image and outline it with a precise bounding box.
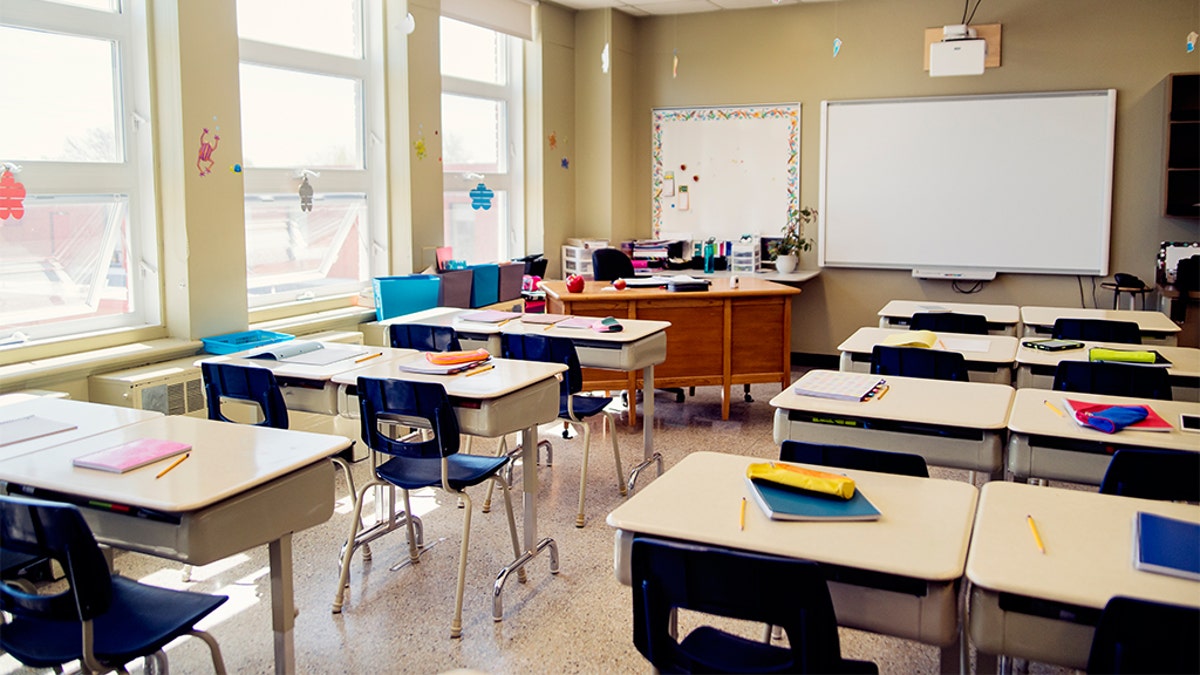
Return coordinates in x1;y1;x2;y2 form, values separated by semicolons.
1;373;1081;675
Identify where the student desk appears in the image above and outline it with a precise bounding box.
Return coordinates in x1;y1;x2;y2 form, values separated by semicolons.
1006;388;1200;484
0;414;348;675
331;354;566;618
541;277;799;420
1014;340;1200;401
770;370;1013;475
837;326;1018;384
0;397;161;461
966;481;1200;670
1020;306;1181;346
878;300;1021;336
607;451;979;673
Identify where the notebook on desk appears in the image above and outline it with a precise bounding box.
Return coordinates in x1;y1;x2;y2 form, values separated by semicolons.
1134;512;1200;581
745;476;880;522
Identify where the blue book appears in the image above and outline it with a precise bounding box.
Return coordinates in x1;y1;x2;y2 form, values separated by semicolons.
1134;512;1200;582
746;477;881;522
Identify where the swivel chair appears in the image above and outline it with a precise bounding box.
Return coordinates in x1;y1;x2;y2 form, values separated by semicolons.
591;248;634;282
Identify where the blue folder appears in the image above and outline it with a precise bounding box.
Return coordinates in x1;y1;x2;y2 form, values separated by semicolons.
1134;512;1200;582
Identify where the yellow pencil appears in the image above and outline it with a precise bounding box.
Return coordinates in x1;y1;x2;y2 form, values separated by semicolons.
156;453;189;479
739;497;747;531
875;385;890;400
355;352;382;364
465;363;495;377
1042;399;1064;417
1026;514;1046;554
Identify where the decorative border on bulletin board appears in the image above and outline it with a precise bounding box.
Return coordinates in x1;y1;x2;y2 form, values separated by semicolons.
651;104;800;239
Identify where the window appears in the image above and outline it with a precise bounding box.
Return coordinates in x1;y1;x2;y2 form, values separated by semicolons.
0;0;158;346
440;17;524;264
237;0;384;310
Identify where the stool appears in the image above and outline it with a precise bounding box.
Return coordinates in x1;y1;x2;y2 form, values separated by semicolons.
1101;282;1151;310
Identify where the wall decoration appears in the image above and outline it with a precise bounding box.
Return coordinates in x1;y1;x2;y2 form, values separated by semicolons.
196;126;220;176
1188;31;1197;53
0;169;26;220
414;124;428;160
470;182;495;210
299;176;314;212
561;158;569;170
549;131;558;150
229;163;242;173
833;37;843;58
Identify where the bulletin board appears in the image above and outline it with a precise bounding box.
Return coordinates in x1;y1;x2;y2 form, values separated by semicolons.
651;104;800;241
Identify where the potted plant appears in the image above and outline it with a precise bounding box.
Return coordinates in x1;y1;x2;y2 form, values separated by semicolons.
769;206;815;274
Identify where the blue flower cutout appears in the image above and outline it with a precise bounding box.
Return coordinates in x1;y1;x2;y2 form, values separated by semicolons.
470;182;494;210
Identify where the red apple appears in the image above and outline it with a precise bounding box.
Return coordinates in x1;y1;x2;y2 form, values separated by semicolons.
612;278;627;290
566;274;585;293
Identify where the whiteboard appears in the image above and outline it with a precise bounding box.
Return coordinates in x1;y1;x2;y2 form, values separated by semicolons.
652;104;799;241
818;90;1116;276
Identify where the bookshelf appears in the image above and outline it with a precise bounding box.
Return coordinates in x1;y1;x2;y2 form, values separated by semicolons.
1165;73;1199;218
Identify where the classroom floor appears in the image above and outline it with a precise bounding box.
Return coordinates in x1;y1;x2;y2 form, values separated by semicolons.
1;372;1081;675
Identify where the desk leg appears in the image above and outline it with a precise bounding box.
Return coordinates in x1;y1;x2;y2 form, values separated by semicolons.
269;534;296;675
493;424;559;621
626;364;663;493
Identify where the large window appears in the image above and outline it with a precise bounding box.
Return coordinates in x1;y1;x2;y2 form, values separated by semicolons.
440;17;524;264
237;0;384;310
0;0;158;346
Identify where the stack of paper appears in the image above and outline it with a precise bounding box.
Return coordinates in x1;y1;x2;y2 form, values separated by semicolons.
792;371;886;402
73;438;191;474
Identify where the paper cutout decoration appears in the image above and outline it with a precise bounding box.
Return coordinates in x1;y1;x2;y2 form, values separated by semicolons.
549;131;557;150
229;163;242;173
414;124;427;160
0;170;26;220
470;182;494;210
673;50;679;78
197;127;219;176
1189;31;1198;53
833;37;843;58
561;158;569;169
299;176;314;212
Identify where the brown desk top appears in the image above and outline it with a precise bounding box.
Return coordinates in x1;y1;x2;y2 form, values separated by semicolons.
540;276;800;301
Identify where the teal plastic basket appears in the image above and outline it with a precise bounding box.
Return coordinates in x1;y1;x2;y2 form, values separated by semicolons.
373;275;441;321
201;330;294;355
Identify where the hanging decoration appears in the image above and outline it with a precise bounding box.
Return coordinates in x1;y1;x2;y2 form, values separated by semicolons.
196;122;220;176
833;37;843;57
469;182;495;210
0;168;27;221
299;176;314;212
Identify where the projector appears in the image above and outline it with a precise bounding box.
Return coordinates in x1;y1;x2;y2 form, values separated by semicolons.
930;24;986;77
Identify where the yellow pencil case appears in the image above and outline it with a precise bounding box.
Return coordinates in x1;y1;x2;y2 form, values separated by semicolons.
426;348;491;365
745;462;856;500
1089;347;1155;364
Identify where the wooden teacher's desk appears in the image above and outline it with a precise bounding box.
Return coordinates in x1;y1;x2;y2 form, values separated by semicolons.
541;277;800;420
967;481;1200;670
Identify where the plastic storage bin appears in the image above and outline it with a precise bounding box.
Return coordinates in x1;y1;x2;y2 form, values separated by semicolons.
201;330;294;355
498;262;524;302
468;263;500;307
438;269;474;308
372;275;441;321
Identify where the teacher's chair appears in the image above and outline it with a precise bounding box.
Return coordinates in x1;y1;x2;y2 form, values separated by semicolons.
591;247;635;281
0;495;229;674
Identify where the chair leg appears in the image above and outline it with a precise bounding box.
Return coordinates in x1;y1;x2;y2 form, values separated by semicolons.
495;474;525;582
451;489;473;639
333;478;424;613
575;419;591;528
333;480;375;613
607;412;626;498
401;489;420;564
187;628;228;675
482;435;507;514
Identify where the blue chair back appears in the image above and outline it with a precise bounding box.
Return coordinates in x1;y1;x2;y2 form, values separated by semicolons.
501;333;582;398
1099;449;1200;502
591;248;634;281
389;324;461;352
780;441;929;478
631;536;862;674
870;345;969;381
201;361;289;428
1086;596;1200;674
356;377;459;460
1052;361;1172;400
0;495;113;622
1052;318;1142;344
910;312;988;335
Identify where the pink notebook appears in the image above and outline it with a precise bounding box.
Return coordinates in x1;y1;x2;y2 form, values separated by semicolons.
73;438;191;474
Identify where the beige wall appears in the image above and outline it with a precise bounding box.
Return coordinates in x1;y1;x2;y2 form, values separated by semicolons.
613;0;1199;355
538;3;577;279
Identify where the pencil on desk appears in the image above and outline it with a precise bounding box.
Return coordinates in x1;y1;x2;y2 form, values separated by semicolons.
465;363;494;377
1042;399;1064;417
355;352;383;364
875;385;890;400
1026;514;1046;554
739;497;746;531
156;453;189;479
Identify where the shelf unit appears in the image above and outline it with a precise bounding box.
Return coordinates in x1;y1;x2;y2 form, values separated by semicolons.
1164;73;1199;218
562;245;594;280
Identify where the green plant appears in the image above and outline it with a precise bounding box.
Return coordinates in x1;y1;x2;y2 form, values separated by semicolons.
769;206;816;257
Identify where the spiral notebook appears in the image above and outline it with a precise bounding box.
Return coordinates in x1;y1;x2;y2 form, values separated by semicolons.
73;438;191;474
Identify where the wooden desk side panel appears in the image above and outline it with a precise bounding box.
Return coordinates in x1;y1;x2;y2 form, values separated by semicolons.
637;298;726;381
730;297;789;381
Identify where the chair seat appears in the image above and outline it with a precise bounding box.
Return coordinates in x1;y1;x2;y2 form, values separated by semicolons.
679;627;878;674
376;452;509;491
562;394;613;419
0;576;227;669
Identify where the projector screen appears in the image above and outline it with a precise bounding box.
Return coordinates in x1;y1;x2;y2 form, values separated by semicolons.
818;90;1116;277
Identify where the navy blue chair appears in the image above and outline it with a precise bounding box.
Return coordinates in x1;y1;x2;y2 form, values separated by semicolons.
1098;449;1200;502
1052;318;1142;344
869;345;969;382
333;377;521;638
0;495;228;673
591;247;635;281
910;312;989;335
1052;360;1173;400
389;323;462;352
501;333;624;527
1086;596;1200;674
631;536;877;674
780;441;929;478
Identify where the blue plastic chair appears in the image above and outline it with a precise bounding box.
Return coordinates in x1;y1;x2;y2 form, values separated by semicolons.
1098;449;1200;502
910;312;989;335
389;323;462;352
501;333;624;527
591;247;634;281
0;495;228;674
333;377;522;638
631;536;877;674
1052;360;1172;400
780;441;929;478
1052;318;1142;344
1086;596;1200;674
869;345;969;382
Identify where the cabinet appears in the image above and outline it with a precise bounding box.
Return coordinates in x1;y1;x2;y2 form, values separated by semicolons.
1164;73;1199;218
561;245;594;279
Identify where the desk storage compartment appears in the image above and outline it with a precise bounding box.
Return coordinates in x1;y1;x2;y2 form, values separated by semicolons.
438;269;474;308
373;275;440;321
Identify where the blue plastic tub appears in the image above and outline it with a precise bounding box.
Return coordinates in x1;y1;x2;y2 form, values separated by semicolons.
468;264;500;308
201;330;294;355
373;275;441;321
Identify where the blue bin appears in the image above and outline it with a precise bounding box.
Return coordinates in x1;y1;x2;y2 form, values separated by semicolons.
373;275;441;321
468;264;500;308
201;330;294;355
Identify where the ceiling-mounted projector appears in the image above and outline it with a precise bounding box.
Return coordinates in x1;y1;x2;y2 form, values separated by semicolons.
930;24;986;77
